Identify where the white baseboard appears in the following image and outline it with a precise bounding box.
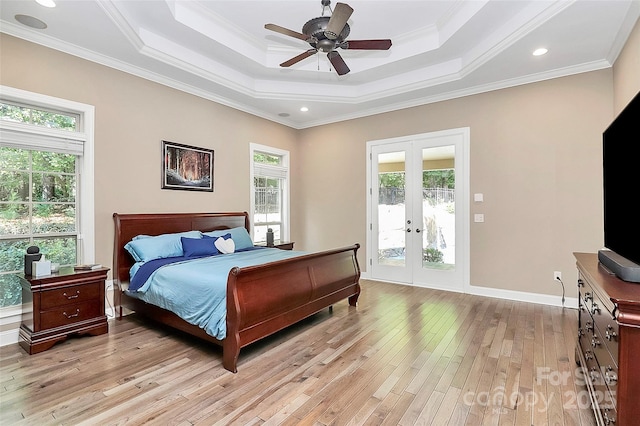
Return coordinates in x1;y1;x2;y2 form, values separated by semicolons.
0;304;22;347
360;271;578;309
467;283;578;309
2;275;576;348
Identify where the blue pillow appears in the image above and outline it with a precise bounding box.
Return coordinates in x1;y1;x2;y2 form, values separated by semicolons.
203;226;254;250
181;235;219;257
124;230;202;262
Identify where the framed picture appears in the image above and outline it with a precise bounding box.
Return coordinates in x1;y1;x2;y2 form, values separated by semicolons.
162;140;214;192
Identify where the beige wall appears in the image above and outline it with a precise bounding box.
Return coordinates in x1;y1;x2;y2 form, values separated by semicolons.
613;16;640;112
0;34;300;280
1;16;639;302
298;73;612;299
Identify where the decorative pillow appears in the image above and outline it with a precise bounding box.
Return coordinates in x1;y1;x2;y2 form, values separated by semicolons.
214;233;235;254
181;235;219;257
203;226;253;250
124;230;202;262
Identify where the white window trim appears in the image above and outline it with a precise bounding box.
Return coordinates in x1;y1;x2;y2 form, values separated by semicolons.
1;86;95;264
249;143;290;242
0;87;96;342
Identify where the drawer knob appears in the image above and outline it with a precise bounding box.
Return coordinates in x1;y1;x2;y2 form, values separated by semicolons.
585;321;594;333
591;336;601;348
585;350;593;360
605;367;618;385
63;290;80;300
63;309;80;319
605;327;617;341
604;408;616;425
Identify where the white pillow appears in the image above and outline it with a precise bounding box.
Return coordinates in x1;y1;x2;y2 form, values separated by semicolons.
214;236;235;254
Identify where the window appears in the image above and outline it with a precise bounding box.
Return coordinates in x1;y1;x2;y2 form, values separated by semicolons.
0;86;95;309
250;143;289;244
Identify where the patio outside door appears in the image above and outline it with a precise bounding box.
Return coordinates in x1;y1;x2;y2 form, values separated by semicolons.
367;128;469;291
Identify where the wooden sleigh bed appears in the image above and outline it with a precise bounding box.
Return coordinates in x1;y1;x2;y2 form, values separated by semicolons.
113;212;361;373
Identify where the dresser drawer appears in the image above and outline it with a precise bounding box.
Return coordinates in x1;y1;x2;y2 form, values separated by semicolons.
578;332;617;412
40;301;103;329
40;282;102;310
592;303;619;363
590;324;618;404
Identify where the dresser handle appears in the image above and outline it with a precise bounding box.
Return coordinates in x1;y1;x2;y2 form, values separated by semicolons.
605;367;618;385
591;336;601;348
584;292;592;301
603;411;616;425
585;321;594;333
63;309;80;319
577;279;584;287
591;303;600;314
585;350;593;360
605;326;617;341
63;290;80;300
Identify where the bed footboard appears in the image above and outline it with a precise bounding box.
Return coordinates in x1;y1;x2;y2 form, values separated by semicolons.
223;244;361;372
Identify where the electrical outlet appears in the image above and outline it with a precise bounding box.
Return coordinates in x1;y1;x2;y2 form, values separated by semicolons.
554;271;562;281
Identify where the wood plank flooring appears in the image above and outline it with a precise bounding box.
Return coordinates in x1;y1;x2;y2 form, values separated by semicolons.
0;280;597;425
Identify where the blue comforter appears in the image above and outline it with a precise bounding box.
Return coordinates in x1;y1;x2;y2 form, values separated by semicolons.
126;248;306;340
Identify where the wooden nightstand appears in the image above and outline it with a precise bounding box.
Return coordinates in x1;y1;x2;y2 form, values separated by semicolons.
257;241;295;250
18;266;109;354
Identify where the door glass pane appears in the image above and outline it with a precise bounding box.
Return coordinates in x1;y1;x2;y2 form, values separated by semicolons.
377;151;406;266
421;147;455;270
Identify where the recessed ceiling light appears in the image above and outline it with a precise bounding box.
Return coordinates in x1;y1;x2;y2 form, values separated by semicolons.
533;48;548;56
15;14;47;29
36;0;56;7
300;107;309;112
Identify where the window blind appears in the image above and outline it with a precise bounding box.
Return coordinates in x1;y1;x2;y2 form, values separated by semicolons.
0;126;84;155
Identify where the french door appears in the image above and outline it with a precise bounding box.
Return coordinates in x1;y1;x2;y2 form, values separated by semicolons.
367;128;469;291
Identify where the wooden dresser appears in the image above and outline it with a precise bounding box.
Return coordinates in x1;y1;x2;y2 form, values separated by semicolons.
574;253;640;426
19;266;109;354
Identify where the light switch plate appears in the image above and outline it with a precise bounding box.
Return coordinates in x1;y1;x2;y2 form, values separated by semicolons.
474;214;485;223
474;193;484;202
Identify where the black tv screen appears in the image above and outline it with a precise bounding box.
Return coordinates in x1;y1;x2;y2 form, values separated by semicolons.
601;91;640;276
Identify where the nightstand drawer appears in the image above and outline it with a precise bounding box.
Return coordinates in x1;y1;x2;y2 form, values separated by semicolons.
19;267;109;354
40;301;103;329
40;282;102;310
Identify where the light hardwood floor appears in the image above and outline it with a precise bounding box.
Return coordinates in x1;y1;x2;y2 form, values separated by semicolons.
1;280;597;425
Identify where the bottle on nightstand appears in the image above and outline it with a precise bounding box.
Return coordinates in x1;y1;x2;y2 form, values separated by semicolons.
266;228;274;247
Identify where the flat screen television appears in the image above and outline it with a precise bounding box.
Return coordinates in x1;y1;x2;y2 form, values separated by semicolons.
598;90;640;283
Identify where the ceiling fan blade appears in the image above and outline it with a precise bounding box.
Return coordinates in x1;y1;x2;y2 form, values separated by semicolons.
325;2;353;40
327;51;350;75
342;39;392;50
280;49;317;67
265;24;309;41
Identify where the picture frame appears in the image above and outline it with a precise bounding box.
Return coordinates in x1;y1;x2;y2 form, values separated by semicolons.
161;140;214;192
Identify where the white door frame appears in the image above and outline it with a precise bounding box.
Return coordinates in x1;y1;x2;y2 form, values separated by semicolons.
366;128;470;292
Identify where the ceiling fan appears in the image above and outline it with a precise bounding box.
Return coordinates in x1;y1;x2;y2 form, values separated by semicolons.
265;0;392;76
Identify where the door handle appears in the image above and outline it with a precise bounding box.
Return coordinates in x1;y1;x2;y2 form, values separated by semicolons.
416;229;422;233
406;228;411;232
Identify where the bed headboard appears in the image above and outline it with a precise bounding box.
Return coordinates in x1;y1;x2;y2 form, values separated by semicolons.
112;212;249;287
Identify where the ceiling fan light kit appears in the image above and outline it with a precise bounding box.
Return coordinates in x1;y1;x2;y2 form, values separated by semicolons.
265;0;392;76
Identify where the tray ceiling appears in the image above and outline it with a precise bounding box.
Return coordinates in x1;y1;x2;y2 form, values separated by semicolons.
1;0;638;129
